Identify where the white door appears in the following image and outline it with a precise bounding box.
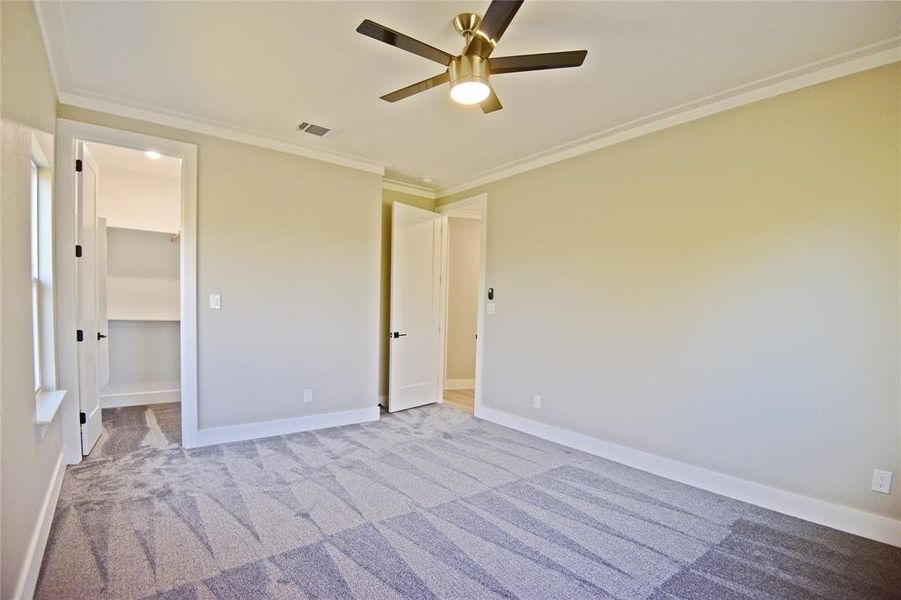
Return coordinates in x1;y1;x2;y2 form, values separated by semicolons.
96;217;110;389
76;142;102;454
388;203;443;412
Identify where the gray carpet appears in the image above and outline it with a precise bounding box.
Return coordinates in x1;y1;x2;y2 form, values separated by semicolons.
37;404;901;599
87;403;182;460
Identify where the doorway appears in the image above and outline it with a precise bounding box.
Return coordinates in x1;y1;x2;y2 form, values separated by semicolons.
82;141;183;457
56;120;198;463
438;194;487;415
384;193;487;416
441;216;480;413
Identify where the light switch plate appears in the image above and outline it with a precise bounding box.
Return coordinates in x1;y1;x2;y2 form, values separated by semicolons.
487;302;496;315
209;294;221;309
303;389;313;403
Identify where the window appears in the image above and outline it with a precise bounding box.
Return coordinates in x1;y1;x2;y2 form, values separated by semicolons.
31;136;66;427
31;160;42;392
30;135;58;399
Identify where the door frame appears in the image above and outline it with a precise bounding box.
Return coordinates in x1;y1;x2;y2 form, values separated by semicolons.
55;119;199;462
437;193;488;416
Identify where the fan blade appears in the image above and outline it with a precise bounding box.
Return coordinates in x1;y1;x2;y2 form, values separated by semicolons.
490;50;587;74
480;87;503;113
465;0;524;58
357;20;454;66
380;72;450;103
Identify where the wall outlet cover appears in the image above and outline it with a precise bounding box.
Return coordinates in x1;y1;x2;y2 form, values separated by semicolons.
303;389;313;403
871;469;892;494
533;394;541;408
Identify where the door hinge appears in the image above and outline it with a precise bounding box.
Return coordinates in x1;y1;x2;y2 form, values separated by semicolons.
79;412;87;425
76;329;84;342
75;159;83;172
75;244;83;258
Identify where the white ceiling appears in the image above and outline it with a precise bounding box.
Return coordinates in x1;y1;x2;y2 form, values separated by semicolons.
85;140;181;179
38;1;900;192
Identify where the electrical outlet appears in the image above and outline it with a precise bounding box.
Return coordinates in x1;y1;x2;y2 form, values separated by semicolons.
533;394;541;409
303;389;313;403
871;469;892;494
209;294;221;309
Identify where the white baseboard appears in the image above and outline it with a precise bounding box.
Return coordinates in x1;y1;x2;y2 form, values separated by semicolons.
14;451;66;600
445;378;475;390
476;406;901;548
195;405;380;447
101;389;180;408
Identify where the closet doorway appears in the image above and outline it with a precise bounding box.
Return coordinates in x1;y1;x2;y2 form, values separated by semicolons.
56;119;198;463
80;141;183;456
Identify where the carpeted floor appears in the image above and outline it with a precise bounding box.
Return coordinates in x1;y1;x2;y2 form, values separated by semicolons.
37;404;901;599
86;403;182;460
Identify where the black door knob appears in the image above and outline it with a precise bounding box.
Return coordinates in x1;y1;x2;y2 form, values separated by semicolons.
391;332;407;338
97;333;107;340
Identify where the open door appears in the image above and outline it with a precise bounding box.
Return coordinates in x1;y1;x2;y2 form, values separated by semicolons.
76;142;102;454
388;203;443;412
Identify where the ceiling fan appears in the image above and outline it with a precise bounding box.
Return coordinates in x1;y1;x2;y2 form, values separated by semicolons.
356;0;587;113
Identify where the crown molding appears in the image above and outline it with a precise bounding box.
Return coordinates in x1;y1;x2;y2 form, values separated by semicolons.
436;38;901;198
381;179;438;200
57;92;386;175
35;0;900;193
35;1;386;175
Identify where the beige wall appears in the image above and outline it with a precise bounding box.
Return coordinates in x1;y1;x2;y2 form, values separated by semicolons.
379;189;435;400
0;2;63;597
446;217;480;381
104;229;181;397
96;167;181;233
58;105;383;430
438;64;901;519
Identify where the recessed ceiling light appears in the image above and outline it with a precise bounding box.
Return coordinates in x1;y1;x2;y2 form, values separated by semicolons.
421;176;434;185
145;151;162;160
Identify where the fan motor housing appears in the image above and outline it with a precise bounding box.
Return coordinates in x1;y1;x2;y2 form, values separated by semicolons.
449;54;490;88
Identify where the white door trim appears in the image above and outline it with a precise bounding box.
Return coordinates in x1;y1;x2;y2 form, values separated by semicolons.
437;193;488;415
55;119;199;461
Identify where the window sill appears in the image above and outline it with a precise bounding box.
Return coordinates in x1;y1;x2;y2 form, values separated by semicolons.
35;389;66;425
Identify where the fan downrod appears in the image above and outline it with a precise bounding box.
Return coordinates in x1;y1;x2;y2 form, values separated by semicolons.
453;13;482;43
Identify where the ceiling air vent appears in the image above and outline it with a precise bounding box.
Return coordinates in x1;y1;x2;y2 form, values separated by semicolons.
297;121;339;139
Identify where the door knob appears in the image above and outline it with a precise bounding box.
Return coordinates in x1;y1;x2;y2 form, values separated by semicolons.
97;333;107;340
391;332;407;338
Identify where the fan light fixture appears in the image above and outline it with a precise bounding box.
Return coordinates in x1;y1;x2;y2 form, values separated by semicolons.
356;1;588;114
449;54;491;105
450;80;490;105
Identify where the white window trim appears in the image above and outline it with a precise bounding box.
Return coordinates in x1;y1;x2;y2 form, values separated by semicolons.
31;133;65;425
31;160;42;393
